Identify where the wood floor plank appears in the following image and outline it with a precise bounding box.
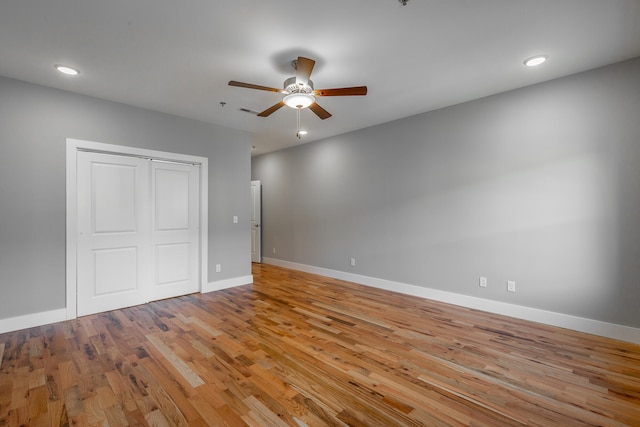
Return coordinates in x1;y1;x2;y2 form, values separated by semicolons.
145;333;205;388
1;263;640;426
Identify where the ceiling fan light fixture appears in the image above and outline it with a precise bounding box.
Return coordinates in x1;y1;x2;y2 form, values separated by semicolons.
283;93;315;109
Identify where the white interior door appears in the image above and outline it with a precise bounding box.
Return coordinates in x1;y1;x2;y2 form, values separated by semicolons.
251;180;262;263
151;161;200;300
77;151;151;316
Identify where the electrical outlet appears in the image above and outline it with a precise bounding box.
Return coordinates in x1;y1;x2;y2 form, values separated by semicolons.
479;276;487;288
507;280;516;292
350;258;356;267
215;264;221;273
272;247;276;254
233;216;238;223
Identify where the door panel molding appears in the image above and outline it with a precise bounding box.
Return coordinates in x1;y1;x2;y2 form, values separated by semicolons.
66;138;208;319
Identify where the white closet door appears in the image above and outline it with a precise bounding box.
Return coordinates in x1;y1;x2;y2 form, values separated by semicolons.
150;161;200;301
77;152;151;316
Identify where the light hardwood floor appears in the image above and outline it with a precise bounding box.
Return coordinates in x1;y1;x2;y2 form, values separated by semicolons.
1;263;640;426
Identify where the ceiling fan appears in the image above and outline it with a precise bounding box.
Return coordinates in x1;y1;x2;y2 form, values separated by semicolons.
228;56;367;120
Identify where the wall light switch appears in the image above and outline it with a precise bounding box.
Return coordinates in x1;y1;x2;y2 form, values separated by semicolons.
233;216;238;223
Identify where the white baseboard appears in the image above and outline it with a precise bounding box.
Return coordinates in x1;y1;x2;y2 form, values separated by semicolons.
0;308;68;335
5;265;638;345
263;257;640;345
203;275;253;293
0;275;254;335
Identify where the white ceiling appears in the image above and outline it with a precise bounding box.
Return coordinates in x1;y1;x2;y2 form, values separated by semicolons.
1;0;639;156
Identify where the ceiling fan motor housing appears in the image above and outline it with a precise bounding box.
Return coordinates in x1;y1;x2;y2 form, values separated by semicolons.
284;76;314;94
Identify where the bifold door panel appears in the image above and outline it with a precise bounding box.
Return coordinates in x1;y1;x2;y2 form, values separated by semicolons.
151;162;200;301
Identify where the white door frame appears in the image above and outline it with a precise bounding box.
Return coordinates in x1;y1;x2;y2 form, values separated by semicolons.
66;138;208;320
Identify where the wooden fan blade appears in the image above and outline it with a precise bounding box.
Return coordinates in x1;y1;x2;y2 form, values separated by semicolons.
309;102;332;120
228;81;283;93
257;101;285;117
295;57;315;85
314;86;368;96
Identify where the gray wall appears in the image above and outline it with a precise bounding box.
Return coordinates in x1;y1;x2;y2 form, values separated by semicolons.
252;57;640;328
0;76;252;320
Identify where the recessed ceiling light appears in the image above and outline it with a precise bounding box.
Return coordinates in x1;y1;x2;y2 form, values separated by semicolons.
524;55;548;67
55;64;80;76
